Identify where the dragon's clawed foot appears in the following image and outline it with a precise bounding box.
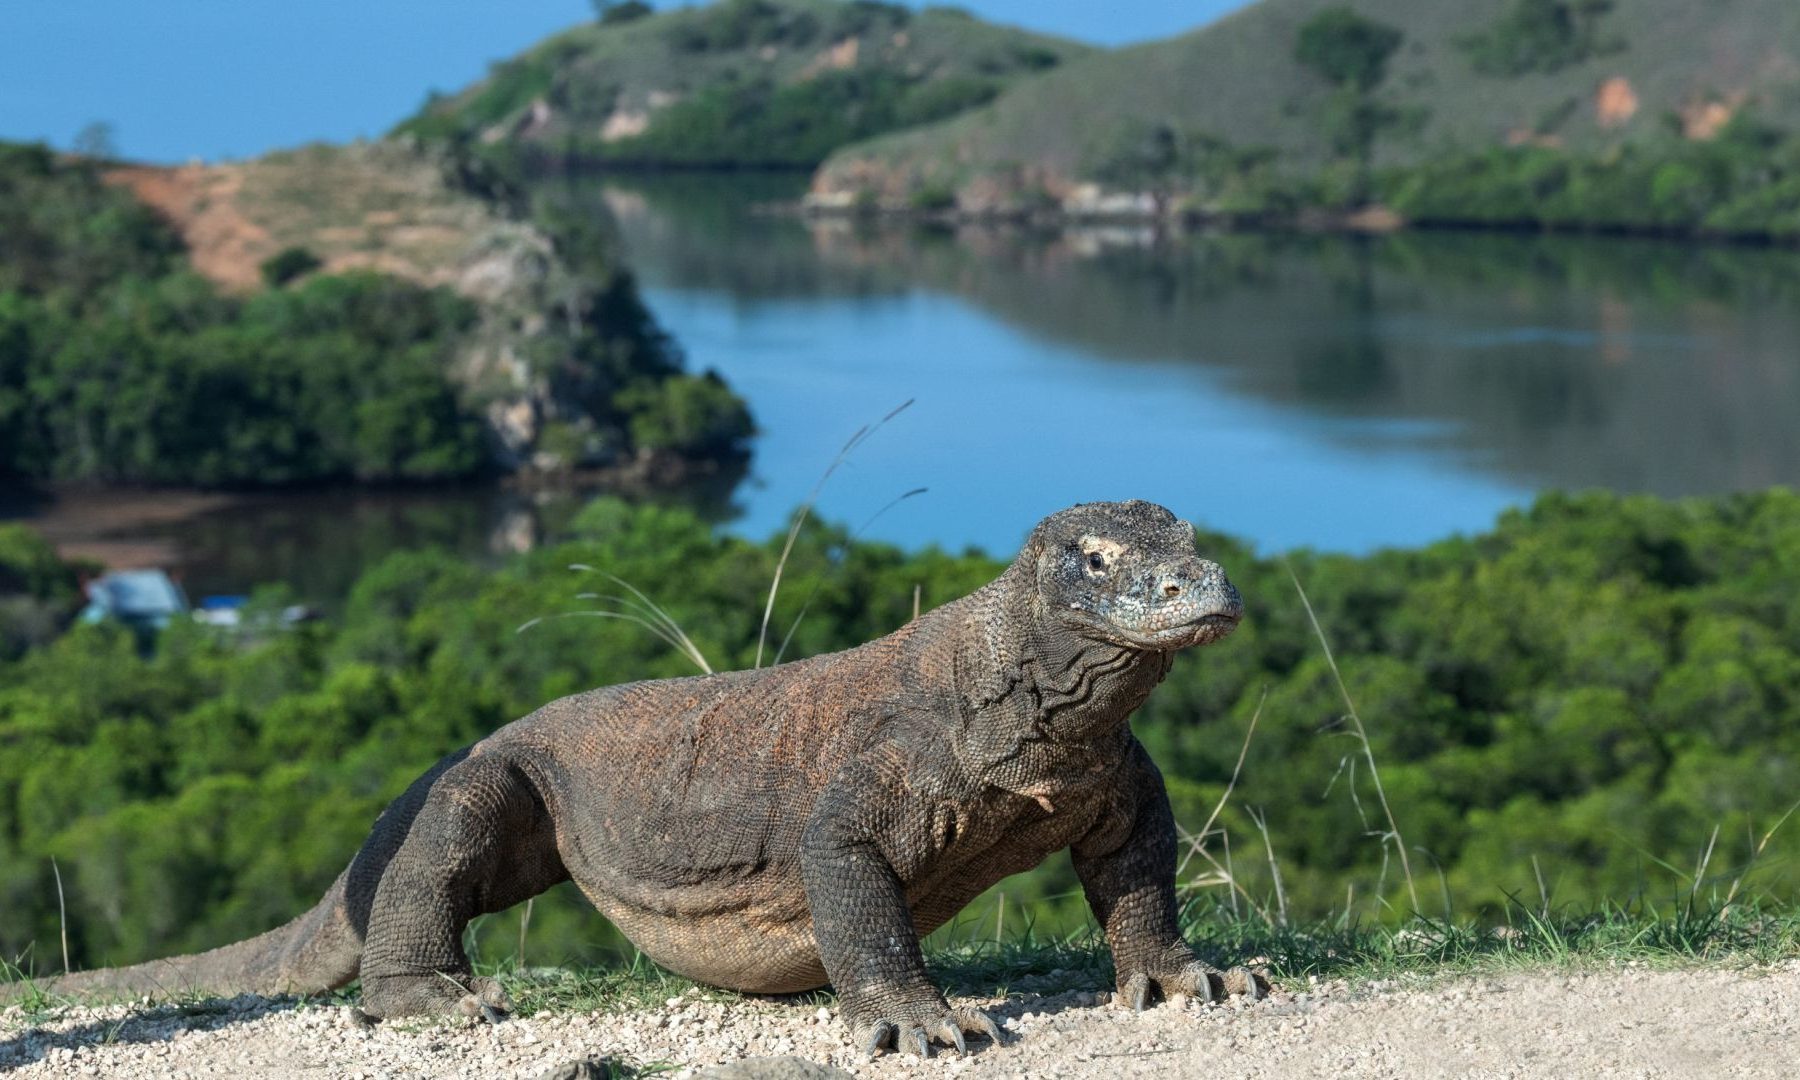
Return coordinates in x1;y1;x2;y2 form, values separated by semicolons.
853;1003;1006;1060
455;976;514;1025
1120;961;1268;1011
360;971;513;1023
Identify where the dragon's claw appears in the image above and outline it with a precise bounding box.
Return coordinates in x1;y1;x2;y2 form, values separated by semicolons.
853;1004;1005;1060
1118;959;1269;1011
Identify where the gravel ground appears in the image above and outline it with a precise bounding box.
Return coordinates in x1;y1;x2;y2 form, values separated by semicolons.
5;961;1797;1078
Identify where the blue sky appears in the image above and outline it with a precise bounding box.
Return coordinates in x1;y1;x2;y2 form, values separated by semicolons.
0;1;1248;164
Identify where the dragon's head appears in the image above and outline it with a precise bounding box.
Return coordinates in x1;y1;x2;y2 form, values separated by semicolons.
1024;500;1243;651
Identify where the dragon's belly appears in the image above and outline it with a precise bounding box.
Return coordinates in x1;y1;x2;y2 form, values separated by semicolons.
577;884;828;993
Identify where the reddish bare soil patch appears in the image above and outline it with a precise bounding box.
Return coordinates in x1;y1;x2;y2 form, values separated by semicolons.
107;165;271;292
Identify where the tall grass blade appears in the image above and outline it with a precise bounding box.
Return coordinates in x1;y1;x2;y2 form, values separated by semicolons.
756;399;913;668
50;856;69;974
1287;563;1420;913
770;485;928;665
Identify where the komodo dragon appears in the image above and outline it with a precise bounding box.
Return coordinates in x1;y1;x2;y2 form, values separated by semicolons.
15;499;1260;1057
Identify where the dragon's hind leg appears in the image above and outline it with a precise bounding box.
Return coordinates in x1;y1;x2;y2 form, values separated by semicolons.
355;753;568;1020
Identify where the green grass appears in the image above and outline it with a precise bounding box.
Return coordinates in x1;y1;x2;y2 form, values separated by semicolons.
0;958;59;1019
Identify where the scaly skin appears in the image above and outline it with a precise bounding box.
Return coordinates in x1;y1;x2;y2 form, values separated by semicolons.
13;500;1262;1056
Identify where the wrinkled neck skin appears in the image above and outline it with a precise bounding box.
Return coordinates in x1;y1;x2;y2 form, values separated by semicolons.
950;561;1175;794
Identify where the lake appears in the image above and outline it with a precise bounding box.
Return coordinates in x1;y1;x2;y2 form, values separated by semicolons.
11;173;1800;601
601;174;1800;555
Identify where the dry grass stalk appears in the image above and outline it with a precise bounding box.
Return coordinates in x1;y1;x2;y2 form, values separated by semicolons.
51;856;69;974
1287;563;1421;913
1175;690;1272;922
1724;795;1800;906
770;484;927;666
756;399;914;668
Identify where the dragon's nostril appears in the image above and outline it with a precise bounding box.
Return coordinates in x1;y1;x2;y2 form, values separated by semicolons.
1163;583;1181;598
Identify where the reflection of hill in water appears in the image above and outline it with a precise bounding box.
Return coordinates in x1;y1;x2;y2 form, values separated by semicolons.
595;175;1800;500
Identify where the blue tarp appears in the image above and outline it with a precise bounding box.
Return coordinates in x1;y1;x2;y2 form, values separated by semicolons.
81;569;190;630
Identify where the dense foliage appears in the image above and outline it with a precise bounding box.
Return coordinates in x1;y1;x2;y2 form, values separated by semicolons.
0;141;753;486
0;144;182;299
0;525;84;662
1069;109;1800;242
1;272;486;486
595;70;1003;170
517;181;756;463
1380;116;1800;240
396;0;1080;172
5;490;1800;974
0;145;481;485
1458;0;1621;77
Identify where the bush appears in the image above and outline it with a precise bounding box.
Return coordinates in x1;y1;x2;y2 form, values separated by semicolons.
259;246;323;288
619;370;755;458
909;182;958;212
596;0;653;26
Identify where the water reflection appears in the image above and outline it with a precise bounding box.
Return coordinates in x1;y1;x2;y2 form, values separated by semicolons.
589;173;1800;550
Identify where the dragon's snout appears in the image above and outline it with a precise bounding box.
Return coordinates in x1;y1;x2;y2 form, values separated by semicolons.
1155;558;1241;618
1098;557;1244;648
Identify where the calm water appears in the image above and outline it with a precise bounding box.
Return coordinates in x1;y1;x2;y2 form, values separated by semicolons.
599;175;1800;556
11;174;1800;601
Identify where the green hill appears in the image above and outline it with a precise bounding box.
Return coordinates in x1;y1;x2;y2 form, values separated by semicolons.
396;0;1091;169
0;140;753;488
814;0;1800;224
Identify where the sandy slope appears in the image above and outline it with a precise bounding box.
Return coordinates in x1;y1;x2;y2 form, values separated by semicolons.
4;961;1797;1078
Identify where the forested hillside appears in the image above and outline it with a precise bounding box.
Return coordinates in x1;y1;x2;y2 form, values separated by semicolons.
814;0;1800;236
396;0;1089;170
0;141;752;486
5;490;1799;972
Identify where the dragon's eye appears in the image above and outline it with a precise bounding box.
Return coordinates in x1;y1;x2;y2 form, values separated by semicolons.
1087;552;1106;571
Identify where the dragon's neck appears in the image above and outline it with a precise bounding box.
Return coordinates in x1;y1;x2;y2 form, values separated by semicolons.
949;567;1170;784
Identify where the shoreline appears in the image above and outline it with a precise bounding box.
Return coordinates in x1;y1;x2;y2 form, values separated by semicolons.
794;194;1800;249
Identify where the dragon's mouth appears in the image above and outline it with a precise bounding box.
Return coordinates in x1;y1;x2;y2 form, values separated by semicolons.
1062;604;1243;650
1130;610;1241;648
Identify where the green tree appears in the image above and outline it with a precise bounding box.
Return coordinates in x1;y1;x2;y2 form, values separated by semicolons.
1090;121;1183;212
1294;6;1407;205
1459;0;1620;77
259;246;323;288
592;0;653;26
1294;7;1402;91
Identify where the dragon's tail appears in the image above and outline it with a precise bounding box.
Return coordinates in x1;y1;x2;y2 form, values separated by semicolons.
2;871;361;1006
